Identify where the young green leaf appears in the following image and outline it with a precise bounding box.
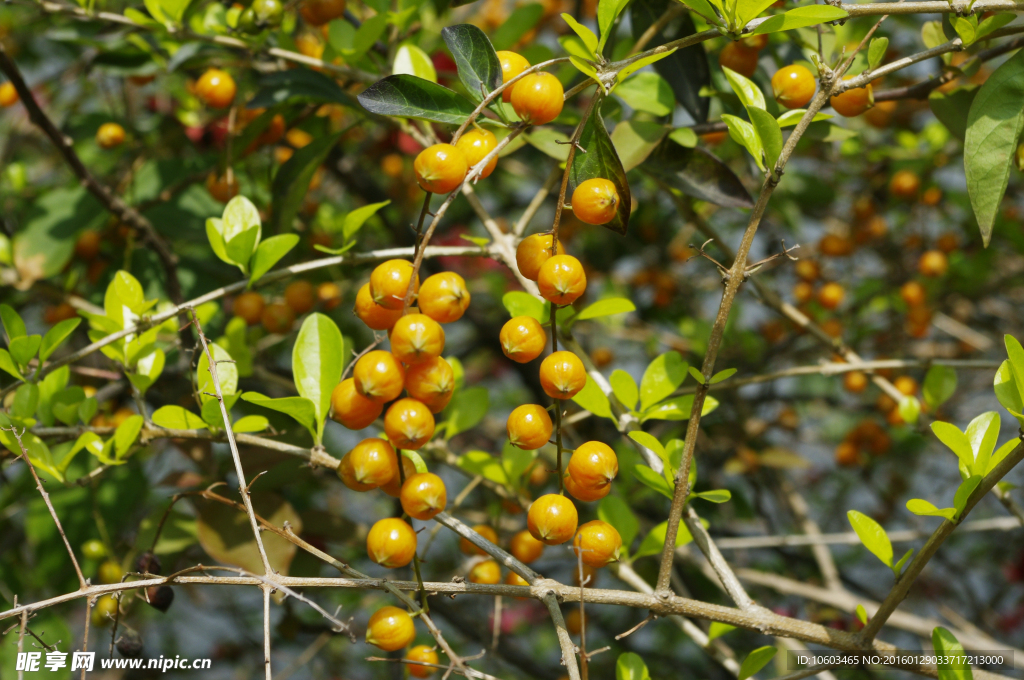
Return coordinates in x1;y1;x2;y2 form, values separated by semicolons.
906;498;956;521
640;352;688;410
951;15;977;45
197;343;238;404
114;414;144;459
922;365;957;409
562;13;599;56
0;349;24;380
629;431;666;460
965;411;999;475
39;318;81;363
393;44;437;82
12;384;39;420
570;57;604;92
855;604;869;626
577;297;637;320
616;652;651;680
975;12;1015;41
359;75;477;125
441;24;502;103
232;415;270;433
688;366;706;384
342;201;391;242
633;518;694;558
152;405;209;430
847;509;893;567
752;4;848;34
867;36;888;70
691;489;731;503
721;113;765;171
892;548;914;577
597;0;631;51
738;646;777;680
1004;335;1024;405
0;304;26;340
748;107;782;171
610;370;640;411
964;49;1024;246
9;335;41;368
241;392;318;439
641;394;719;421
722;66;766;110
458;450;509;485
710;368;737;384
932;627;973;680
776;109;832;127
502;291;549;322
615;48;679;83
292;313;344;442
669;127;698;147
708;621;736;640
993;360;1024;424
250;234;300;286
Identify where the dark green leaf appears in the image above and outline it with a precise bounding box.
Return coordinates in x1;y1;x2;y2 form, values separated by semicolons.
442;24;502;103
248;69;358;109
358;74;478;125
631;0;709;122
271;132;342;233
929;86;978;140
644;138;754;208
570;106;630;235
964;48;1024;246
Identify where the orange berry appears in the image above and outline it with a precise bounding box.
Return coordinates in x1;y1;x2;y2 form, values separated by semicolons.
500;316;547;363
390;314;445;366
864;99;897;128
936;232;958;253
380;455;417;497
817;282;845;310
573;520;622;567
261;302;295;333
460;524;499;555
195;69;236;108
821;319;843;339
818;233;854;257
527;493;578;545
923;187;944;207
418;272;470;324
794;259;819;281
900;281;926;307
830;78;873;117
384;398;436;449
353;350;406;402
835;440;861;466
571;178;619;225
455;128;498;179
355;282;403;330
771;64;815;109
96;122;126;149
75;229;102;260
367;517;417;568
894;375;918;396
299;0;345;25
338;437;398;490
889;170;920;200
509;529;545;564
507;404;553;450
590;347;613;367
496;51;530;102
567;441;618;491
918;250;948;277
537;254;587;305
400;472;447;520
317;281;342;310
370;260;420;310
469;559;501;584
332;378;384;430
206;172;239;203
853;196;876;222
406;645;439;678
366;606;415;651
0;81;18;107
284;280;316;315
414;144;468;194
792;281;815;304
510;72;564;126
843;371;869;394
516;233;565;281
855;215;888;242
719;42;759;77
564;472;611;502
43;303;78;325
504;570;530;594
404;356;455;413
539;351;586;400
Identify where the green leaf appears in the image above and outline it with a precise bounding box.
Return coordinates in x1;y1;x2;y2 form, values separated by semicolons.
358;75;477;125
734;0;777;25
708;622;736;640
598;494;639;552
669;127;698;148
152;405;209;430
748;107;782;171
631;0;710;121
929;86;978;141
232;415;270;433
458;449;509;484
616;48;678;83
692;488;731;503
898;395;921;425
36;366;69;426
393;43;437;82
570;106;631;235
776;109;832;127
578;297;637;320
953;475;982;517
723;66;765;110
561;34;599;61
502;291;549;322
644;138;753;208
249;69;358;109
993;360;1024;424
629;431;665;459
1004;335;1024;405
341;201;391;242
616;652;651;680
640;352;687;410
225;224;260;271
130;347;165;395
197;342;238;404
965;411;999;475
614;72;675;116
9;335;41;368
78;397;97;426
292;313;344;442
710;367;737;384
272;132;342;233
688;366;706;384
738;646;777;680
634;519;694;558
114;414;144;459
893;548;914;577
867;36;888;70
12;383;39;419
562;13;599;56
241;392;318;439
250;234;300;286
572;375;615;420
51;387;85;426
206;218;232;267
952;15;976;44
906;498;956;521
642;394;719;421
933;627;974;680
570;57;604;92
330;16;388;62
722;113;764;171
676;0;719;23
0;349;23;380
610;370;639;411
923;365;957;409
0;304;26;340
847;509;893;567
13;188;102;288
445;386;489;438
752;4;847;34
502;441;535;483
634;464;674;498
39;318;81;363
855;604;869;625
964;48;1024;246
597;0;630;50
611;120;668;172
404;449;429;474
975;13;1015;41
491;3;545;50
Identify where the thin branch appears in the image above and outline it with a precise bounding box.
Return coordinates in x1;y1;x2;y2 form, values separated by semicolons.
514;166;562;237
